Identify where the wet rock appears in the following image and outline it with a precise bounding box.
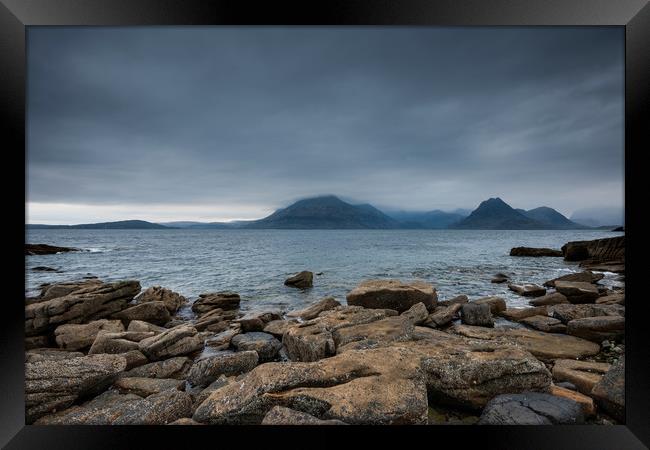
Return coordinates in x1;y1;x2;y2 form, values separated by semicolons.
552;359;610;395
25;353;127;423
450;324;600;360
286;296;341;320
121;357;192;380
549;384;595;416
114;377;185;397
566;316;625;343
491;273;509;283
263;319;299;338
135;286;187;314
528;292;569;307
499;306;548;322
284;271;314;289
437;295;469;307
473;296;506;314
460;303;493;327
111;301;171;326
554;281;600;304
231;332;282;362
187;351;258;387
508;283;546;297
590;356;624;422
510;247;563;257
192;292;240;315
478;392;584;424
127;320;167;334
26;243;78;255
422;303;462;329
543;271;604;288
262;406;347;425
519;315;566;333
204;328;241;351
346;279;437;313
235;310;283;332
25;280;141;336
138;325;204;360
54;319;125;351
549;304;624;324
400;302;429;325
88;331;155;355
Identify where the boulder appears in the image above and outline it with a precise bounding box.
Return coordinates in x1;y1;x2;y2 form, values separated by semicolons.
89;331;155;355
508;283;546;297
135;286;186;314
193;308;238;332
549;384;595;416
562;236;624;263
552;359;611;395
36;390;193;425
284;271;314;289
186;351;259;387
25;353;127;423
121;357;191;380
282;306;393;362
510;247;563;257
138;325;204;360
491;273;509;284
121;350;149;370
204;328;241;351
499;306;547;322
549;304;624;324
437;294;469;307
193;339;550;424
263;319;299;338
519;315;566;333
450;324;600;360
111;301;171;325
595;293;625;305
262;406;347;425
25;280;141;336
127;320;167;334
33;279;104;303
400;302;429;325
528;292;569;307
590;356;624;422
54;319;125;351
478;392;584;424
235;310;283;332
554;281;600;304
190;376;231;413
25;335;51;350
346;279;437;313
169;418;202;425
473;296;506;314
460;303;493;327
113;377;185;397
566;316;625;342
231;332;282;362
192;292;241;315
25;348;84;363
543;271;604;288
422;303;462;329
286;297;341;320
26;243;78;255
333;316;415;352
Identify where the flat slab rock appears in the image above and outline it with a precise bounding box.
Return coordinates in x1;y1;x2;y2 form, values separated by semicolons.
346;279;437;313
519;315;566;334
25;353;127;423
566;316;625;343
54;319;125;351
187;351;258;387
450;324;600;360
193;337;550;425
113;377;185;397
508;283;546;297
478;392;584;425
543;271;604;288
120;357;192;380
528;292;569;307
510;247;563;257
552;359;610;395
138;325;204;360
554;281;600;304
549;304;624;324
286;296;341;320
192;292;241;315
262;406;347;425
231;332;282;362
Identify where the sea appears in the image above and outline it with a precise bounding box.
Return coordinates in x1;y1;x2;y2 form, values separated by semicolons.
26;229;624;318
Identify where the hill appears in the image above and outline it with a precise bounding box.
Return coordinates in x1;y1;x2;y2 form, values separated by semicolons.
27;220;172;230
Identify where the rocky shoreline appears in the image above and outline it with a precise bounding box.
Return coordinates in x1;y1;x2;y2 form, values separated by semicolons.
24;236;625;425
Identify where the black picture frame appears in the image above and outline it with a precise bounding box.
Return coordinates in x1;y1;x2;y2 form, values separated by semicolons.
2;0;648;448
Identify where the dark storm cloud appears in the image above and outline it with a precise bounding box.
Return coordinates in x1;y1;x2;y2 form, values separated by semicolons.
27;27;624;222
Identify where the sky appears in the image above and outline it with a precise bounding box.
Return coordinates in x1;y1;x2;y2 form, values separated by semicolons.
27;27;624;224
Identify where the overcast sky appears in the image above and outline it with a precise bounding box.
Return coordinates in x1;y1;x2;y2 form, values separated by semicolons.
27;27;624;224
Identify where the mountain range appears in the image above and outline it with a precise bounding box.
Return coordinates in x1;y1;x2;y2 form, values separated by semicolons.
28;195;614;230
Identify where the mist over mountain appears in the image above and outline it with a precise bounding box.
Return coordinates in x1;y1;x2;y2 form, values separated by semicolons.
385;210;467;229
570;206;624;227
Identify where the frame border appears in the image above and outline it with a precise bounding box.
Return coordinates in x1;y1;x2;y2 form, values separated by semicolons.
2;0;648;448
